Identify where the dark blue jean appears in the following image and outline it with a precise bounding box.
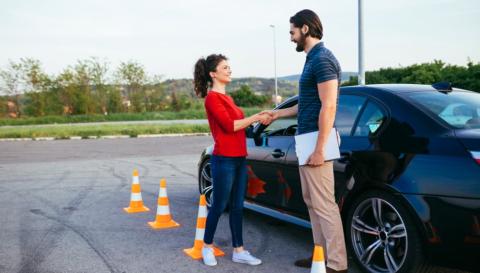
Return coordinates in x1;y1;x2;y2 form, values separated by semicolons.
203;155;247;248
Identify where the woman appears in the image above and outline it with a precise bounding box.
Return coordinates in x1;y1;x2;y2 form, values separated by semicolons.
193;54;270;266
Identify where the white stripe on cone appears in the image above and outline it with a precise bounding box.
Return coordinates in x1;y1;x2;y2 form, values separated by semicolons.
130;192;143;201
159;188;167;197
195;228;205;241
133;176;139;184
156;205;170;215
198;206;207;218
311;261;326;273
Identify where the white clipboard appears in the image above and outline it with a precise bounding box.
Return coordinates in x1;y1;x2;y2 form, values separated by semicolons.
294;128;341;166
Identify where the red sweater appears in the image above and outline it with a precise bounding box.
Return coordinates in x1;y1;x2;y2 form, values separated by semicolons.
205;91;247;157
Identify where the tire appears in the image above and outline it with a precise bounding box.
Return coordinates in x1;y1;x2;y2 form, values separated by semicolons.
198;158;230;212
345;190;425;273
198;158;213;208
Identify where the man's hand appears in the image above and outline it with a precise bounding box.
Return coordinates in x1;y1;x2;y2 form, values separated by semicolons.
260;110;279;121
306;151;325;166
257;113;273;125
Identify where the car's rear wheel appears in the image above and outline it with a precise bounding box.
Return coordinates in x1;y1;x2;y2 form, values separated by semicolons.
199;158;213;207
345;190;424;273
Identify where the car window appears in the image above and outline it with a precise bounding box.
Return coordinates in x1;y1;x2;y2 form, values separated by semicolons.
264;118;297;136
353;101;386;136
336;95;367;136
406;91;480;129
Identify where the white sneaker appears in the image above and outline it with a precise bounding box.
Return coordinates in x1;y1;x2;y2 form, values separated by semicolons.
232;250;262;265
202;247;217;266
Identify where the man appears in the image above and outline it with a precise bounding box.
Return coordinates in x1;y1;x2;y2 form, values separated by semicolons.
263;9;348;273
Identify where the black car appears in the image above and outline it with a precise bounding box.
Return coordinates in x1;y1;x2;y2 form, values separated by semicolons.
198;83;480;273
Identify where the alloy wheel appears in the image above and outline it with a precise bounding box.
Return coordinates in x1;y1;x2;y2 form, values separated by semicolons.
199;160;213;207
351;197;408;273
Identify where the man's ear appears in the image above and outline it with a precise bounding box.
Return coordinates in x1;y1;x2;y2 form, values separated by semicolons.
302;25;309;35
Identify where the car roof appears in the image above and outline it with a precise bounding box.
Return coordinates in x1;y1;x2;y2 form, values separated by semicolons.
277;84;475;109
342;84;470;95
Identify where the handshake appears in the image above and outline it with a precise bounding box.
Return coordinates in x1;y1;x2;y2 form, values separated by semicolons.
253;110;279;126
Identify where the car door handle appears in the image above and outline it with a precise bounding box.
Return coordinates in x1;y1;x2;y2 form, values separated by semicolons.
338;152;352;164
271;149;285;158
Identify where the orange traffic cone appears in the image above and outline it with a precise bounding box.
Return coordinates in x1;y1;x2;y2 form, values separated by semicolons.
148;179;180;229
311;245;327;273
123;169;150;213
183;195;224;259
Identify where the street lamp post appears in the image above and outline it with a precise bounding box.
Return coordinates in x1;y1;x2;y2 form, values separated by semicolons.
358;0;365;85
269;24;279;106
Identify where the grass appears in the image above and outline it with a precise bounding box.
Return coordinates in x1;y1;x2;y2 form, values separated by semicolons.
0;107;265;126
0;124;211;139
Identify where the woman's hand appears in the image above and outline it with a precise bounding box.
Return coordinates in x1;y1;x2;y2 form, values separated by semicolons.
234;112;272;131
260;110;279;122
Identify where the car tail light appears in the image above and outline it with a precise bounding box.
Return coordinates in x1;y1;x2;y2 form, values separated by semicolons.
470;151;480;165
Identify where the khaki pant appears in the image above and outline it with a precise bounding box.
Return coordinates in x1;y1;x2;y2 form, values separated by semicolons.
299;161;348;271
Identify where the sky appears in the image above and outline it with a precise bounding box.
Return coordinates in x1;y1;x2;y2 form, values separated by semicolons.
1;0;479;80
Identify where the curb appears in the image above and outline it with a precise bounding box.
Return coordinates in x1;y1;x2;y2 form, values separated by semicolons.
0;133;211;142
137;133;210;138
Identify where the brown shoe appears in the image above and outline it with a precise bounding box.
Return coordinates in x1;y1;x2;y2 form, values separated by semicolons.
294;256;312;268
326;267;348;273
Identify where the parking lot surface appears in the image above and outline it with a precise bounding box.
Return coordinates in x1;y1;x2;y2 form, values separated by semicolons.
0;137;471;273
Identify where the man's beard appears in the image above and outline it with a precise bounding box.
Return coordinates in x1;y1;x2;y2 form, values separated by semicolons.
295;33;307;52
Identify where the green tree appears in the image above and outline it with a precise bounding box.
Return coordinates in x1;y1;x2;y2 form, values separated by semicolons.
52;58;109;115
55;68;77;115
145;88;165;111
170;91;181;112
42;90;63;115
144;75;166;111
72;60;96;114
169;91;192;112
87;57;110;114
20;58;52;116
0;60;23;117
230;85;269;107
342;60;480;93
0;96;8;117
115;61;147;112
107;88;124;113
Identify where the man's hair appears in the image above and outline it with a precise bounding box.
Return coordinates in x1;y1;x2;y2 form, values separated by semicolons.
290;9;323;40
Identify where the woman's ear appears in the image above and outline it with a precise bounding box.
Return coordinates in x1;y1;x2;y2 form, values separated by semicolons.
209;71;216;79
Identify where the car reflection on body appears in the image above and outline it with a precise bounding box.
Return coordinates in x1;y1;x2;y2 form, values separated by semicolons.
198;83;480;273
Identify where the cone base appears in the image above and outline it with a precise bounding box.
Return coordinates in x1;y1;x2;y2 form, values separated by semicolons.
123;206;150;213
148;220;180;229
183;246;225;260
311;261;327;273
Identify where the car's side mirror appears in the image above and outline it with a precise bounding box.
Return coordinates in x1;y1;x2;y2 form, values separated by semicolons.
247;123;269;145
246;125;254;138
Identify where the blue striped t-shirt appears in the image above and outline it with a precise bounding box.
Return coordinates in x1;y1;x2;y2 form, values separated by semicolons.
297;42;341;134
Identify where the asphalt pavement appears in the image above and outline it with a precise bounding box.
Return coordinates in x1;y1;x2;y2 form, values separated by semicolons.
0;137;472;273
0;119;208;129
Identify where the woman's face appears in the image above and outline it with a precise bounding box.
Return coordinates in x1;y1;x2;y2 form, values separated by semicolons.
211;60;232;84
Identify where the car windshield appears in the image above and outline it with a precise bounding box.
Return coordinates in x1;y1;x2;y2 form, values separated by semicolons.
406;91;480;129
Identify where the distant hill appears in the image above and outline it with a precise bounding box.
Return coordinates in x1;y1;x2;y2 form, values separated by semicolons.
161;72;357;98
162;77;299;97
278;75;301;82
279;72;357;83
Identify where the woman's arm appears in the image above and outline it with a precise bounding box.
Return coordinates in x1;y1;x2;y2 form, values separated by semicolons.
205;95;271;133
233;113;271;132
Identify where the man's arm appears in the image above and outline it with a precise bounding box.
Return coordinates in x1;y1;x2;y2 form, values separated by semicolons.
307;79;338;166
262;104;298;121
233;113;272;131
